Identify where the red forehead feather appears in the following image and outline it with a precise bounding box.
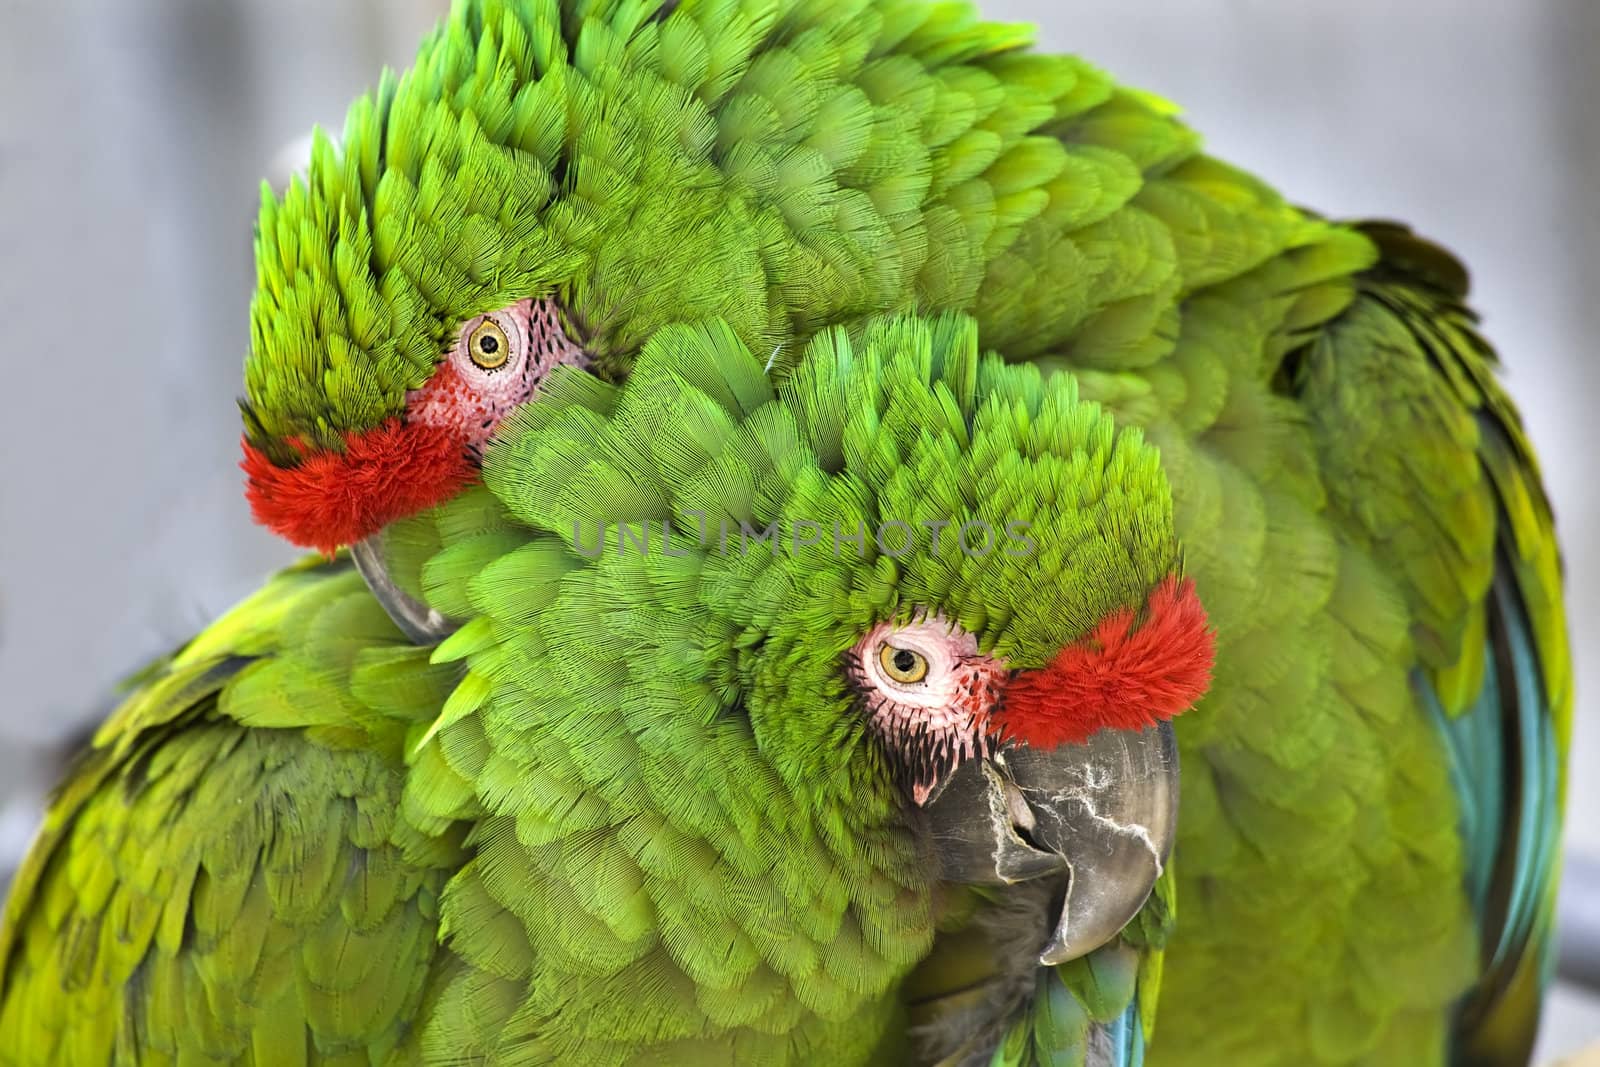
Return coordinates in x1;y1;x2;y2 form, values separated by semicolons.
241;420;475;555
996;576;1214;749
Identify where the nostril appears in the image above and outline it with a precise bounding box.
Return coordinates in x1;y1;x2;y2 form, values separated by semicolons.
1000;774;1036;833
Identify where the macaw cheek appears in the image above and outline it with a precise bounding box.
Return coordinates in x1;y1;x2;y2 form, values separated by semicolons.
923;722;1180;966
351;534;458;645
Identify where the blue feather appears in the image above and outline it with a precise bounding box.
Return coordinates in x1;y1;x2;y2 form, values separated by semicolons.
1101;997;1145;1067
1425;560;1562;1056
1423;624;1503;924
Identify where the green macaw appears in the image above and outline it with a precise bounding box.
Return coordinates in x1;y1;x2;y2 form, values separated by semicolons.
0;0;1571;1065
0;314;1205;1063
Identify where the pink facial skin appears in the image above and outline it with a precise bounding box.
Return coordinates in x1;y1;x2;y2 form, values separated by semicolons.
405;297;589;461
849;613;1009;805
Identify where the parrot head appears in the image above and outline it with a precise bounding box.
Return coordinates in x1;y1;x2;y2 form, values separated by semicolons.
430;311;1213;972
239;0;964;556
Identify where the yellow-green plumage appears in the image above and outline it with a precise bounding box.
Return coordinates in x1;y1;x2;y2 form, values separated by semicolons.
2;0;1571;1064
0;562;463;1061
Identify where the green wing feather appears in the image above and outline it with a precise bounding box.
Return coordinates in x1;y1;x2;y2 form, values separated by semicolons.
1299;222;1570;1065
0;560;463;1065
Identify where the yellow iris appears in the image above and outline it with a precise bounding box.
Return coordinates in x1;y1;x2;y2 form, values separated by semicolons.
467;319;510;369
879;643;929;684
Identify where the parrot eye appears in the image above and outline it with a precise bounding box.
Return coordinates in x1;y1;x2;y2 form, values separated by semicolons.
467;319;510;370
449;309;527;383
849;613;1007;806
854;617;967;704
878;643;929;684
402;298;590;468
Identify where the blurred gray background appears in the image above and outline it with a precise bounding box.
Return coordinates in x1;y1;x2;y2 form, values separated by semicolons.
0;0;1595;1059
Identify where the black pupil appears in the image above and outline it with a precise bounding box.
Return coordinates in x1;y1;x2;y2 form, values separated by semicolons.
479;334;500;354
892;649;918;673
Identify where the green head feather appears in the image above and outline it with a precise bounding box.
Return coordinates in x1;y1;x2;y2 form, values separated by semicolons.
240;0;1099;465
478;310;1177;790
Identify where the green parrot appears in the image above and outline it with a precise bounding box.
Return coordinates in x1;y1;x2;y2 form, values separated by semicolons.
1;0;1571;1065
0;313;1207;1063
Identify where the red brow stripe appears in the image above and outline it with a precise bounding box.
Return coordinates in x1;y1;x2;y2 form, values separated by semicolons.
997;576;1215;749
241;420;475;555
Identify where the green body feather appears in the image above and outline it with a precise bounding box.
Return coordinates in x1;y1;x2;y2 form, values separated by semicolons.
4;0;1571;1064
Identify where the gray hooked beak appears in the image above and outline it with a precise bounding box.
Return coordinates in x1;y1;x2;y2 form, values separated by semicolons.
350;535;458;644
923;723;1179;966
